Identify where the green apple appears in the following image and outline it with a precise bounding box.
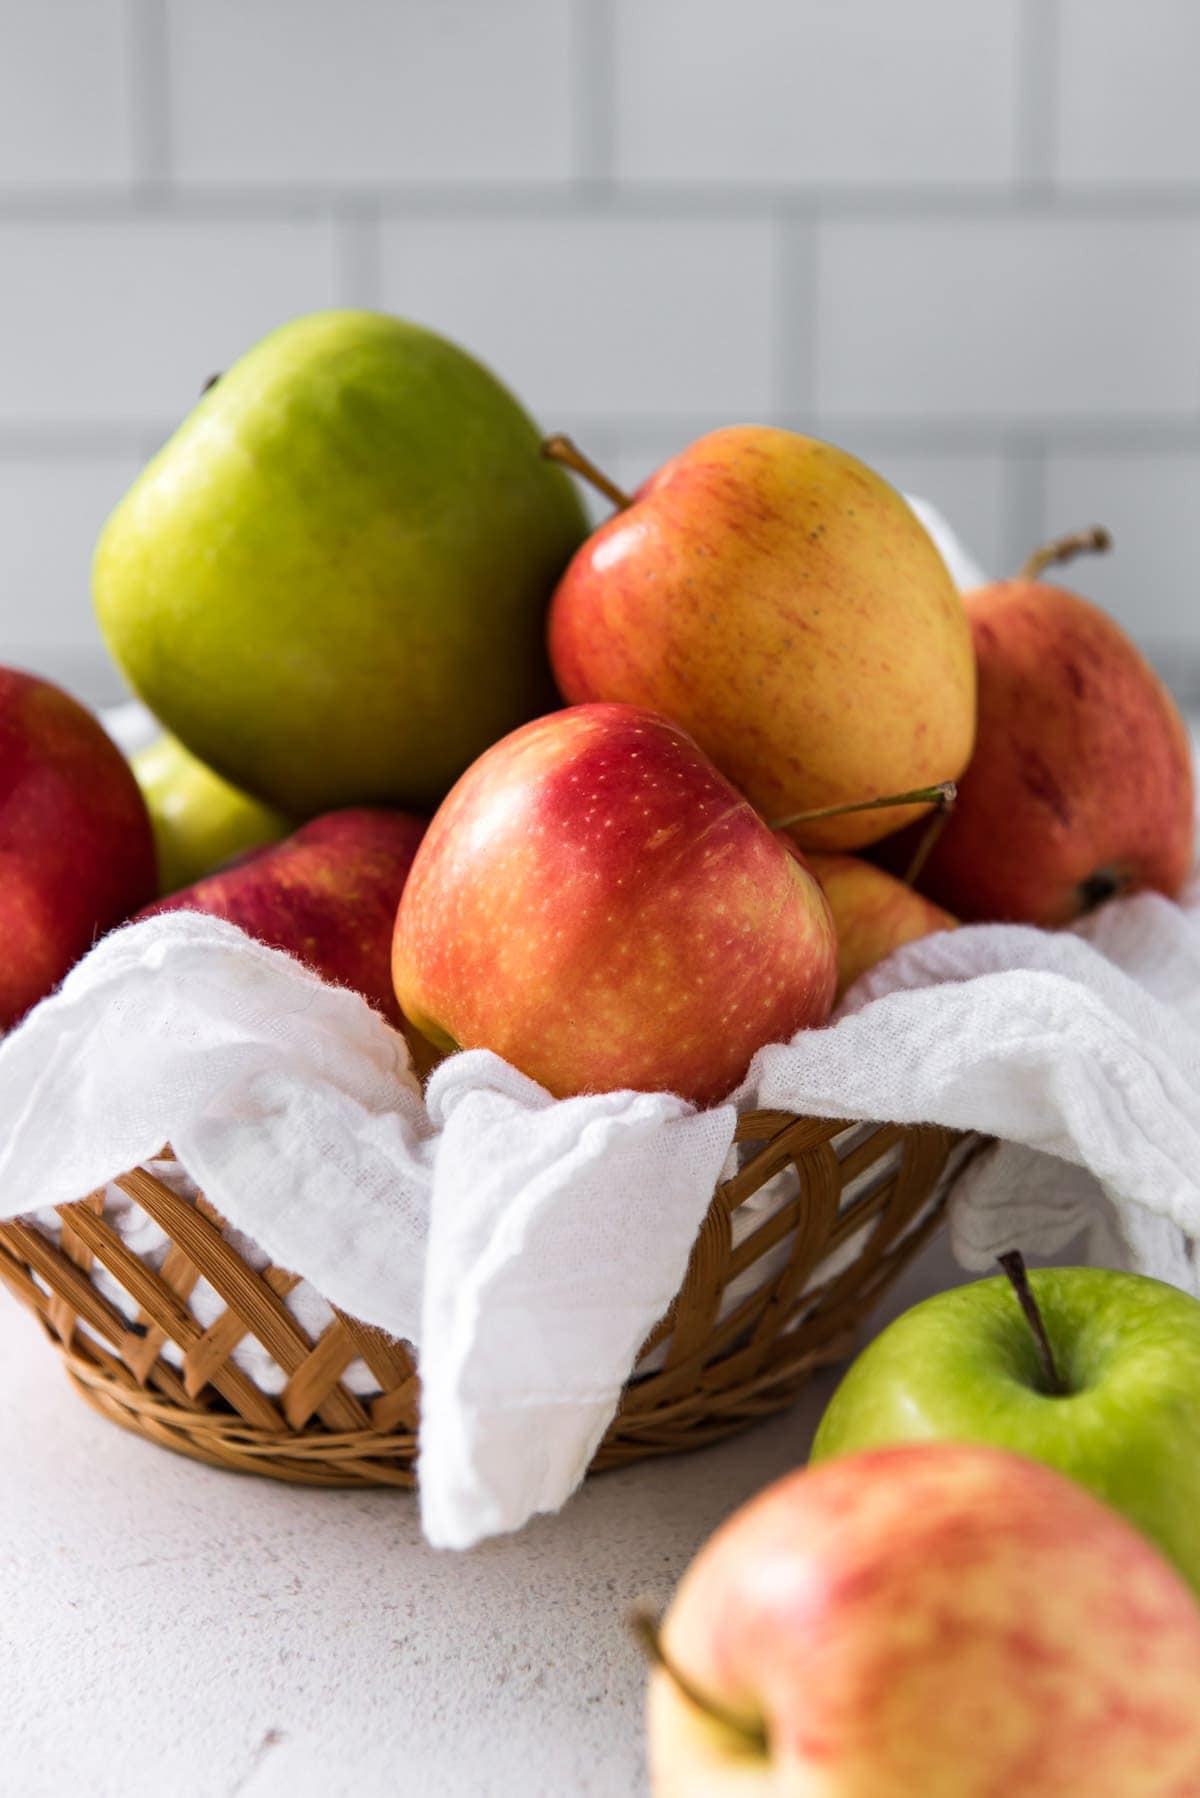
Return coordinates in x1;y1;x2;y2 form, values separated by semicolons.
811;1263;1200;1591
94;311;588;816
132;733;291;895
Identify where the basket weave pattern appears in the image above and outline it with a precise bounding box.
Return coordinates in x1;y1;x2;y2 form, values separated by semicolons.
0;1112;958;1487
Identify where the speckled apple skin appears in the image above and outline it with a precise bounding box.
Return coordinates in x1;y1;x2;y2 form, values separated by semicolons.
142;807;425;1031
649;1443;1200;1798
548;427;976;852
807;852;957;1000
913;580;1195;926
391;704;837;1105
0;667;156;1029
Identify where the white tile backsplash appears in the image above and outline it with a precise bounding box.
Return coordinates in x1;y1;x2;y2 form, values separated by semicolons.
815;217;1200;422
1056;0;1200;187
0;1;136;190
165;0;574;188
0;218;342;427
378;214;782;426
0;1;1198;699
613;0;1022;187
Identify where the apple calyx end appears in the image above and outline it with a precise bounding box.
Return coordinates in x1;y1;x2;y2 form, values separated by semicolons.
629;1604;769;1755
998;1250;1066;1397
541;434;634;512
771;780;957;835
1018;526;1112;583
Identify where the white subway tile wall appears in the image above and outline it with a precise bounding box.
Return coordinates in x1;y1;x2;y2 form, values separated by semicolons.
0;0;1196;705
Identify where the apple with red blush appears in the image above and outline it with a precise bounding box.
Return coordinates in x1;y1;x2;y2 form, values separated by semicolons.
0;666;156;1030
392;703;837;1105
901;529;1195;926
643;1441;1200;1796
141;808;431;1062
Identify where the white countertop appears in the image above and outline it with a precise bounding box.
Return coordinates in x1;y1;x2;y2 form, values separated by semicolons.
0;1231;972;1797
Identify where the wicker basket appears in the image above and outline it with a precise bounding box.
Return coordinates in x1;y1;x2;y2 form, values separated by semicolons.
0;1111;959;1487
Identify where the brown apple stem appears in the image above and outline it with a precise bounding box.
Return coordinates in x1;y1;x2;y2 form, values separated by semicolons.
770;780;957;834
998;1250;1065;1397
201;372;221;394
1018;526;1111;581
542;434;634;511
902;789;956;885
629;1605;768;1750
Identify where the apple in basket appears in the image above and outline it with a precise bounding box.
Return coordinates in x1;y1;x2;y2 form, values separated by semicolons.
543;428;975;851
141;806;427;1041
890;529;1195;926
392;703;838;1105
811;1255;1200;1593
0;665;156;1029
641;1442;1200;1796
805;850;957;1001
132;730;292;895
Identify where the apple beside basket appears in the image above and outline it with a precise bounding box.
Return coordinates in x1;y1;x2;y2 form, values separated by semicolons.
0;1112;961;1487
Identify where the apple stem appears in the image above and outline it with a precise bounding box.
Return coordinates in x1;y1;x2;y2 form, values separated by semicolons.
998;1250;1065;1397
201;372;221;394
770;780;957;834
1018;526;1111;582
902;788;957;885
629;1605;768;1750
542;434;634;511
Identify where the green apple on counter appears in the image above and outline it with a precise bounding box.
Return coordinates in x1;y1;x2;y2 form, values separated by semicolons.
812;1258;1200;1591
133;733;291;895
95;311;588;817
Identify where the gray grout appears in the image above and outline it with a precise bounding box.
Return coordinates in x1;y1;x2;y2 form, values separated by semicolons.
570;0;616;192
127;0;171;193
772;203;819;423
1015;0;1060;192
1000;437;1048;572
334;199;383;309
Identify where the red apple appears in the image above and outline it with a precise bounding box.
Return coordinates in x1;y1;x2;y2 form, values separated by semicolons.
647;1442;1200;1796
142;807;425;1034
0;666;156;1029
807;850;957;1000
909;531;1195;926
392;704;836;1105
545;428;975;850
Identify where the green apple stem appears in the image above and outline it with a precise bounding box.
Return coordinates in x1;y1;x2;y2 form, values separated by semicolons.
902;789;956;885
1018;526;1111;582
629;1605;768;1750
542;434;634;511
998;1250;1065;1397
770;780;957;834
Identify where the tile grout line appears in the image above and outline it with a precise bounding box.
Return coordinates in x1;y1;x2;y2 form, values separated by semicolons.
127;0;171;197
1015;0;1061;194
569;0;616;199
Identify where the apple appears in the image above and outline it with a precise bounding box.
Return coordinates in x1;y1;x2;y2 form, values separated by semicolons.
142;807;425;1038
645;1442;1200;1796
811;1257;1200;1593
545;428;975;851
806;850;956;1000
0;666;156;1030
392;703;837;1105
94;310;588;816
905;528;1195;925
132;732;292;895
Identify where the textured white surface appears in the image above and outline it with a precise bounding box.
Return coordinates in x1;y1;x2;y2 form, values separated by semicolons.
0;1231;969;1798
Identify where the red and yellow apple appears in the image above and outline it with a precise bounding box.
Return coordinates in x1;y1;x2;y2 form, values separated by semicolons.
647;1442;1200;1796
546;427;976;850
142;807;425;1036
0;666;156;1029
807;850;956;1000
909;533;1195;925
392;703;837;1104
